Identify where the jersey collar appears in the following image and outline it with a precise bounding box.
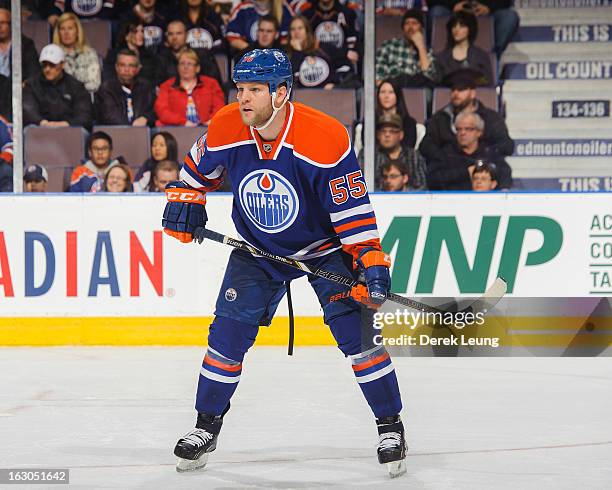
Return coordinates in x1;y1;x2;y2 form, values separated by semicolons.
250;102;294;161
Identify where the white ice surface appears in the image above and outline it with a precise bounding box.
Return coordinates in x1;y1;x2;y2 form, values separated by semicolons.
1;347;611;489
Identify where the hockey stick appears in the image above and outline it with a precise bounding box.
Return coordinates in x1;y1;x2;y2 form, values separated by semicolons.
194;227;507;316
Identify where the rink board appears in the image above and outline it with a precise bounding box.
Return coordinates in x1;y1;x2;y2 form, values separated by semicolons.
0;193;610;346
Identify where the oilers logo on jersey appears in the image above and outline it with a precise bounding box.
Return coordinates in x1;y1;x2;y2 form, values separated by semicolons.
239;170;299;233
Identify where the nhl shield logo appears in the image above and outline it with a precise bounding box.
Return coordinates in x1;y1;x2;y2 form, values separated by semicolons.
238;170;299;233
263;143;273;153
225;288;237;302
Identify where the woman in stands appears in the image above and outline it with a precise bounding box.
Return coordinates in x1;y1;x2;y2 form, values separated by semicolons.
53;12;101;93
103;164;133;193
178;0;225;53
103;20;156;82
154;47;224;127
376;79;418;149
434;10;494;87
286;16;342;90
134;131;178;183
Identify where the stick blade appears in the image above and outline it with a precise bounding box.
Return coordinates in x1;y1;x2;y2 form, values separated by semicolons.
467;277;508;315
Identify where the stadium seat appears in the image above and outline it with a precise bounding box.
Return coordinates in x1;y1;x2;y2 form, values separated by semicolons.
376;15;403;50
81;20;112;58
24;126;89;192
215;53;229;84
431;16;494;53
155;126;206;162
93;126;150;168
401;88;427;124
293;89;357;127
432;87;498;113
22;20;50;53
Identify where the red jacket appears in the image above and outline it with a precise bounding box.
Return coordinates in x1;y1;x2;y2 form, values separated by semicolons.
154;75;224;126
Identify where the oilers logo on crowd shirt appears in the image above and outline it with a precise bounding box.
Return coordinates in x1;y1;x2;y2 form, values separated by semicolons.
315;21;345;49
299;56;330;87
187;28;214;50
71;0;103;16
238;170;299;233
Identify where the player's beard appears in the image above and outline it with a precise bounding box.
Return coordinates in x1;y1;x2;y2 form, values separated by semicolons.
240;104;273;127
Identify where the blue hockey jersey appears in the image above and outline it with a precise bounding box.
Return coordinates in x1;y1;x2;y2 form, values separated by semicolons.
180;101;382;262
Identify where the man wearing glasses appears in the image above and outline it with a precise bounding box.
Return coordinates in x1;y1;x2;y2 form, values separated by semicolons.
95;49;155;126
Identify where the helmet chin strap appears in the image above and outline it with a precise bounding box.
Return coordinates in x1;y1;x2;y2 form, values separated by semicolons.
254;91;289;132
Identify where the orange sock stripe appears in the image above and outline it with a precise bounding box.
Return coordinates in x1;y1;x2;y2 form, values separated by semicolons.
204;355;242;372
352;352;390;372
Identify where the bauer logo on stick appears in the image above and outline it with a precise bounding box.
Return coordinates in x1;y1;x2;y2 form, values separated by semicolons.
238;170;299;233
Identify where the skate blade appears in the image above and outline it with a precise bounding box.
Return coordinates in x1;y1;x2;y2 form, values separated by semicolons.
176;453;209;473
386;460;407;478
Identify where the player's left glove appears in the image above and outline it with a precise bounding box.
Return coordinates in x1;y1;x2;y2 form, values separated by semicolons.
351;247;391;308
162;181;207;243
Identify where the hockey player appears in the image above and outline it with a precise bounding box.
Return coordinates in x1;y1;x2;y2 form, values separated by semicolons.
162;48;407;478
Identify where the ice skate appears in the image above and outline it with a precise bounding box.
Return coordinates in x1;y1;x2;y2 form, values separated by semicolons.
376;415;407;478
174;412;223;472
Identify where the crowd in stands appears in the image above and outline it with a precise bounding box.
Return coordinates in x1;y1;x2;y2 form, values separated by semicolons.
1;0;519;193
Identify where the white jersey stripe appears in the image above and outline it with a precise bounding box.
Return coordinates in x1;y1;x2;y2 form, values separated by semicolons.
330;203;375;223
180;168;204;188
349;346;384;361
340;230;380;245
207;139;256;152
355;363;395;384
204;165;224;180
200;367;241;384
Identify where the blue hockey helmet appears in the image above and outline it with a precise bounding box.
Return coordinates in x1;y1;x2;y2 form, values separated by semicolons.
232;49;293;97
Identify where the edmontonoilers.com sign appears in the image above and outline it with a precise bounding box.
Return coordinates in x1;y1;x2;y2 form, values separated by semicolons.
0;193;609;317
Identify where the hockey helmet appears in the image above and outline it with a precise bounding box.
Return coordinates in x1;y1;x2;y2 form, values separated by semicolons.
233;49;293;98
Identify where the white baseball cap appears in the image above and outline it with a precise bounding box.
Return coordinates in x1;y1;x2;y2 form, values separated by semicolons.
39;44;65;65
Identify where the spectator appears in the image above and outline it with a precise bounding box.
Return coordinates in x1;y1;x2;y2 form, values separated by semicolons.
104;20;156;82
155;19;222;86
376;79;418;148
299;0;359;71
47;0;120;26
23;164;48;192
364;113;426;191
0;117;11;191
103;163;133;192
226;0;294;51
419;68;512;165
427;1;519;56
52;12;101;93
179;0;224;52
233;14;282;63
375;9;435;87
70;131;123;192
435;10;494;86
426;111;511;190
380;161;413;192
376;1;424;16
124;0;168;51
471;160;497;191
155;47;224;127
0;2;40;81
134;131;178;181
135;159;180;192
23;44;94;129
286;16;341;89
95;49;155;126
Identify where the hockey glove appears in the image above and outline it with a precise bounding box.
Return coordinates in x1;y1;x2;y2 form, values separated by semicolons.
351;247;391;308
162;181;207;243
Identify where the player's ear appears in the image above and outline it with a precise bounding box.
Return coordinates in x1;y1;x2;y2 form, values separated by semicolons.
276;84;288;105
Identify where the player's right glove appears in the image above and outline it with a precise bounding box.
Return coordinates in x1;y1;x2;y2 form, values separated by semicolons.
162;181;207;243
351;247;391;308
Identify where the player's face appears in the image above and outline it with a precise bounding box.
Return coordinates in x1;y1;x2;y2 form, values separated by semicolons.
106;167;128;192
151;134;168;161
257;21;277;48
378;82;397;111
154;169;179;192
236;82;274;127
0;10;10;42
472;172;497;191
59;19;78;48
166;22;187;51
